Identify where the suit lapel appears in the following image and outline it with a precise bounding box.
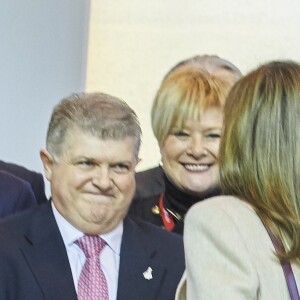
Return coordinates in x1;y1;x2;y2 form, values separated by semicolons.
117;217;167;300
21;202;77;300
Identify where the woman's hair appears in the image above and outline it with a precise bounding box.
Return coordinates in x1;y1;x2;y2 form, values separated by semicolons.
46;92;142;161
165;54;242;79
151;57;241;146
220;60;300;262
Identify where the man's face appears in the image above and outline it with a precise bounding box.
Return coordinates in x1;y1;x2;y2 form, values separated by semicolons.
41;129;138;235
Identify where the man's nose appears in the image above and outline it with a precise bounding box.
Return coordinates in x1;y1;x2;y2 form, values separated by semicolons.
91;166;113;190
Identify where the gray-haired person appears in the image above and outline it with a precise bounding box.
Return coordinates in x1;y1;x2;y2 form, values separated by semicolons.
0;92;184;300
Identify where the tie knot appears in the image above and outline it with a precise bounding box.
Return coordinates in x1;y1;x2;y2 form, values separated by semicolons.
76;235;106;258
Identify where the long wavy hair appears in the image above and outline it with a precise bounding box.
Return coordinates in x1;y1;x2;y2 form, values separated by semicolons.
220;60;300;262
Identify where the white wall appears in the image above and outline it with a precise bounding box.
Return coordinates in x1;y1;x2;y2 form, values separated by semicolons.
86;0;300;171
0;0;90;194
2;0;300;179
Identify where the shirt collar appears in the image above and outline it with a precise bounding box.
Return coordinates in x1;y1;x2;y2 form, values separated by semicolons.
51;201;123;256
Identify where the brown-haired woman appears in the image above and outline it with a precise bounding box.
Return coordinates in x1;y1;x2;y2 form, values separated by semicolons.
177;60;300;299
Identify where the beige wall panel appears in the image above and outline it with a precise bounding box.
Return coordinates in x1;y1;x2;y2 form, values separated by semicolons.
86;0;300;171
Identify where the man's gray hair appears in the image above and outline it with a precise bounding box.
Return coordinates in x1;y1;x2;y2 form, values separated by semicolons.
46;92;142;161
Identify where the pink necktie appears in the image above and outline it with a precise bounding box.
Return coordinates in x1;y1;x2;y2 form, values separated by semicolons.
76;235;109;300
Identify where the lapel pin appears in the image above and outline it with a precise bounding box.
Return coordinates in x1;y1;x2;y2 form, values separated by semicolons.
143;267;153;280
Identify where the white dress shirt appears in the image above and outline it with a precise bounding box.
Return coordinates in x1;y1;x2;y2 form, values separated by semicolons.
52;202;122;300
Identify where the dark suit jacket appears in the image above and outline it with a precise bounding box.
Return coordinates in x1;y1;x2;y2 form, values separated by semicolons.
129;192;163;227
134;166;165;200
131;166;165;229
0;202;184;300
0;160;48;204
0;171;37;218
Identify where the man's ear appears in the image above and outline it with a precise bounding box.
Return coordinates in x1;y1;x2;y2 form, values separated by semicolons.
134;157;142;170
40;149;54;181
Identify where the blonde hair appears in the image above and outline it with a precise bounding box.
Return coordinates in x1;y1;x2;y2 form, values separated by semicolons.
152;63;240;145
220;60;300;262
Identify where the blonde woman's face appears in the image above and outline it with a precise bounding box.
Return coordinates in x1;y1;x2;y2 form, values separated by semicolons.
160;107;223;196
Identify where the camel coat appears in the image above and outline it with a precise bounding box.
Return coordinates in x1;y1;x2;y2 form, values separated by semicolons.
176;196;300;300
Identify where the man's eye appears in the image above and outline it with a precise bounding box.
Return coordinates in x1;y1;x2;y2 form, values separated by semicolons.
112;164;130;173
76;160;95;168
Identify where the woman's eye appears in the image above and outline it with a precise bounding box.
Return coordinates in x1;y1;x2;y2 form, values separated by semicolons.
206;133;221;139
173;130;189;137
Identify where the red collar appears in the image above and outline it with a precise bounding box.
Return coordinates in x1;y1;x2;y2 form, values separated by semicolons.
158;192;175;231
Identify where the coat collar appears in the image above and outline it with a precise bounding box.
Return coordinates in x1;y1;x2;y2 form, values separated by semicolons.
117;217;167;300
21;202;77;300
21;204;171;300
